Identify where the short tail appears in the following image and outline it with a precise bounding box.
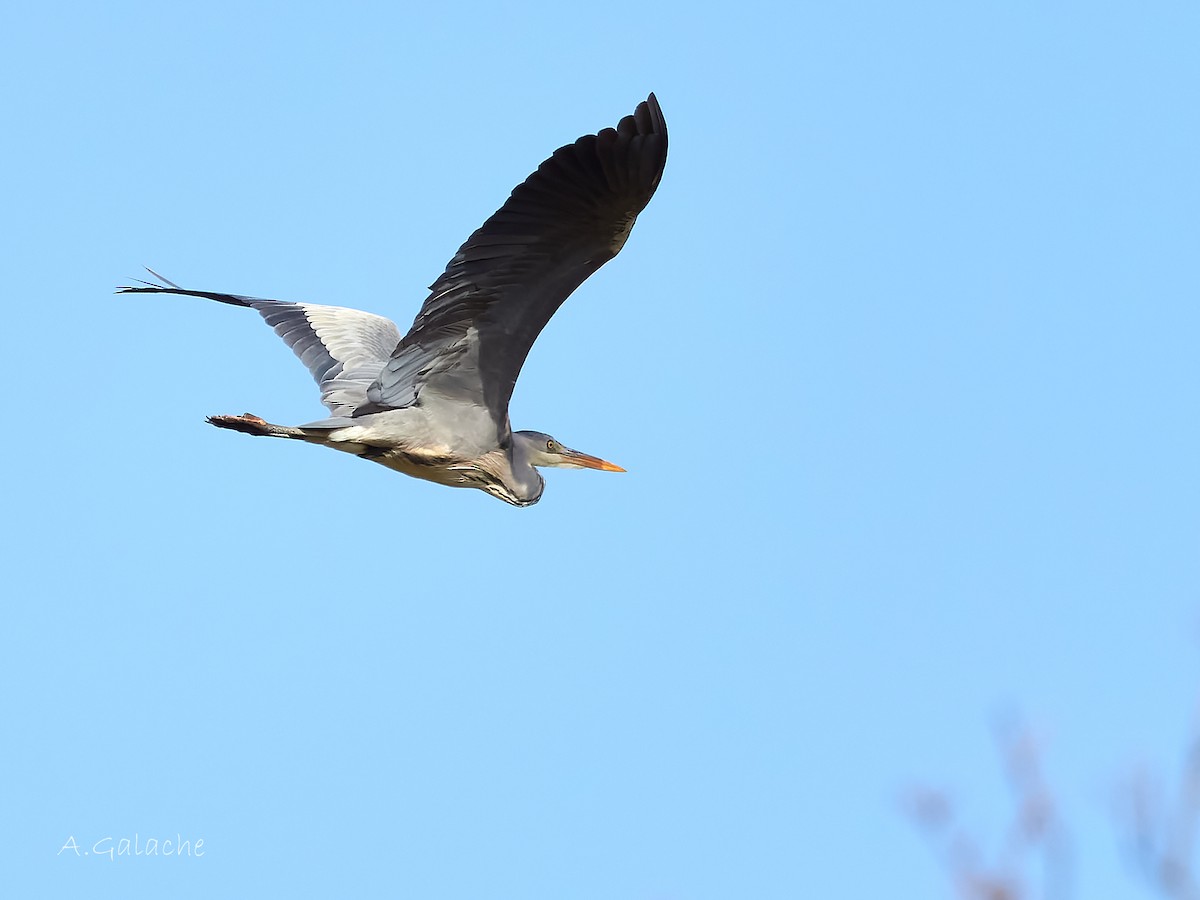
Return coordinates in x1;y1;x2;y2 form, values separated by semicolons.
207;413;306;439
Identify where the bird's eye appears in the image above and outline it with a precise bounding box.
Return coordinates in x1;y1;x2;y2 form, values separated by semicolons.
546;440;556;452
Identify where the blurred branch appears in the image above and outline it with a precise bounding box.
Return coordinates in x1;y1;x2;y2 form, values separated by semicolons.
902;719;1071;900
1118;712;1200;899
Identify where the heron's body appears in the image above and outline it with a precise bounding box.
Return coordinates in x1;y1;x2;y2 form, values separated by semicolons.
119;94;668;506
222;406;544;505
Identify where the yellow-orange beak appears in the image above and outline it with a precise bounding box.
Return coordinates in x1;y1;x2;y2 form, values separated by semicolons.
565;450;626;473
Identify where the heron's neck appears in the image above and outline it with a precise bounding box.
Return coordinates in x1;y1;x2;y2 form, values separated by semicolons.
503;436;545;505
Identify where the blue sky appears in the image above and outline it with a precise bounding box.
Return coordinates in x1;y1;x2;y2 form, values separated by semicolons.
3;1;1198;897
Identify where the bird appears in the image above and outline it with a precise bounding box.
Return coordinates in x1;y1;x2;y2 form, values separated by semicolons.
119;93;667;507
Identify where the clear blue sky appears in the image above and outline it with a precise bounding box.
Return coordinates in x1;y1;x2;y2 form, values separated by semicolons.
3;2;1198;897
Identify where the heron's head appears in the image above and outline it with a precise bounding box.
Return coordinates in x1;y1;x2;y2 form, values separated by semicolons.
513;430;626;473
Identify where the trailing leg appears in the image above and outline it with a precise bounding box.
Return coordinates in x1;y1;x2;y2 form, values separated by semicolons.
206;413;307;439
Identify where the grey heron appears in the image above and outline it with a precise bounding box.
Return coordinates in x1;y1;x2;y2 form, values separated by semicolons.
119;93;667;507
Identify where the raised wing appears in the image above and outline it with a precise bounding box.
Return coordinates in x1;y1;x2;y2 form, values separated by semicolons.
116;277;401;416
365;93;668;430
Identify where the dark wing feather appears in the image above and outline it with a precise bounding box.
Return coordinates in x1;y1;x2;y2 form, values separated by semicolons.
365;93;668;427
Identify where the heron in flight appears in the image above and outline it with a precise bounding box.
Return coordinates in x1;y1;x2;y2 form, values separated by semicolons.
120;94;667;507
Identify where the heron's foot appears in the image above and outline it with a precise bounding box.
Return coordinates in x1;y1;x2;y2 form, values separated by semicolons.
207;413;273;436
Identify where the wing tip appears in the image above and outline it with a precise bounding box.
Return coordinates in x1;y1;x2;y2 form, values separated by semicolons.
115;266;181;295
643;92;664;131
143;266;181;289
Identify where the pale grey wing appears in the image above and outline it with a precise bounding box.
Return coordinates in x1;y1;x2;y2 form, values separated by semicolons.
115;283;402;415
365;93;668;432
